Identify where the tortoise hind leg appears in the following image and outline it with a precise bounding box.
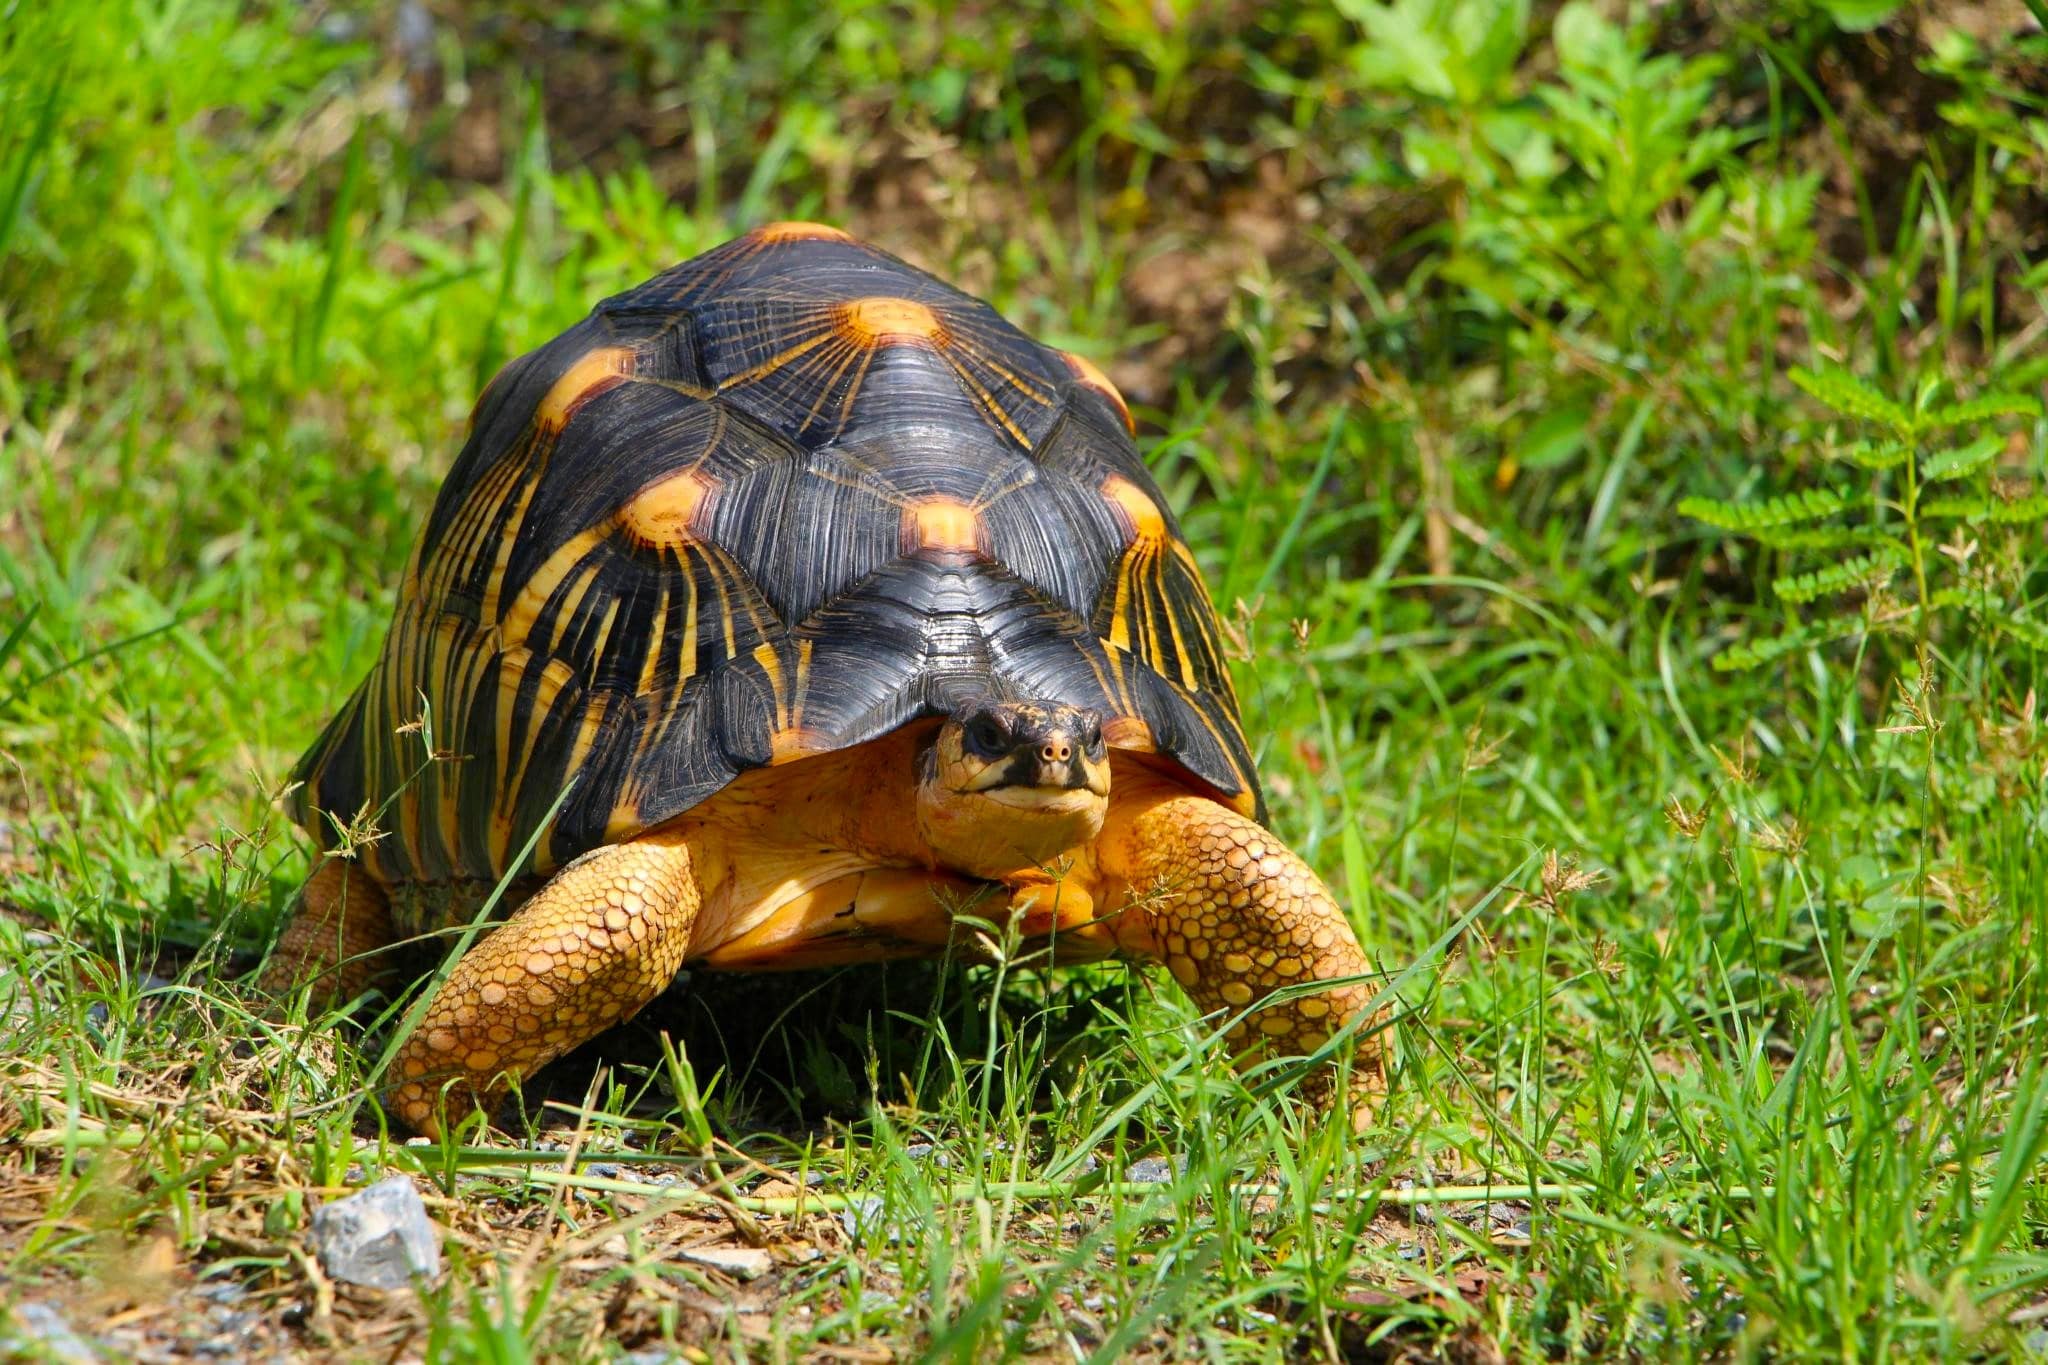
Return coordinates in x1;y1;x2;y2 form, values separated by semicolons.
259;857;397;1007
386;830;700;1136
1096;778;1386;1114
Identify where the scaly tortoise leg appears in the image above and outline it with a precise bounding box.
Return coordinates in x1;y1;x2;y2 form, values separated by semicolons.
1097;780;1386;1111
386;830;699;1136
259;857;397;1007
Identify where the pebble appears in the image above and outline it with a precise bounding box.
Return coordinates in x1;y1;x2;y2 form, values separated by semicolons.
1125;1157;1181;1184
310;1176;442;1290
838;1197;900;1244
675;1245;774;1281
620;1350;681;1365
2;1303;98;1363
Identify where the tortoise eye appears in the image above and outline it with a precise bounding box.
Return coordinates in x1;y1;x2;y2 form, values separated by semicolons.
965;715;1009;758
1084;722;1105;756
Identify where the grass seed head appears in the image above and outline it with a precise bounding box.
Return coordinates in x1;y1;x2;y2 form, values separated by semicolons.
1750;817;1807;858
1661;792;1712;840
1535;849;1607;912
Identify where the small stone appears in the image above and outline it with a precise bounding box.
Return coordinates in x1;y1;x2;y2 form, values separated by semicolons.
2;1302;98;1363
1125;1157;1180;1184
838;1196;898;1244
675;1245;773;1281
310;1176;441;1289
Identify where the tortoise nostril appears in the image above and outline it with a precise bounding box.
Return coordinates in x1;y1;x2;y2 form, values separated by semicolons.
1042;742;1070;763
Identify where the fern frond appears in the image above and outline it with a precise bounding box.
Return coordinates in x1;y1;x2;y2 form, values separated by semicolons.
1680;488;1844;532
1790;364;1908;429
1834;439;1911;470
1920;434;2003;484
1771;549;1903;604
1923;393;2043;427
1922;494;2048;525
1994;613;2048;653
1711;615;1868;672
1750;526;1899;552
1938;593;2048;651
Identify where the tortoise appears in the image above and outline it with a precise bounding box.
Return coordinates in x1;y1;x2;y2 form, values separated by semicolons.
263;223;1384;1135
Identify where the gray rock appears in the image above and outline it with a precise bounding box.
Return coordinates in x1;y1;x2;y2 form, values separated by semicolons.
1125;1157;1180;1183
310;1176;441;1289
395;1;435;69
674;1245;773;1281
838;1196;900;1244
85;973;179;1029
3;1303;98;1363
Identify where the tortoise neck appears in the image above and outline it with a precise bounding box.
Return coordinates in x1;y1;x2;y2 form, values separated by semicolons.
681;729;934;867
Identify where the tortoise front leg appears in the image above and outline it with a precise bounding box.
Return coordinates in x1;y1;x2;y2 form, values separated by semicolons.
259;857;398;1007
386;831;699;1136
1096;780;1386;1108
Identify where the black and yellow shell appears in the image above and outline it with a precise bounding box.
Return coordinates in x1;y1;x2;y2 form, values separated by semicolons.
292;223;1259;884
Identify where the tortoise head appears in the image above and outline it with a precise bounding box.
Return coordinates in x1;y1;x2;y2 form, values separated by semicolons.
916;698;1110;879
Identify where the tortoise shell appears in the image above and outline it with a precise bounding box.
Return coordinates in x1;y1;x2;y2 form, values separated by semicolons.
291;224;1260;884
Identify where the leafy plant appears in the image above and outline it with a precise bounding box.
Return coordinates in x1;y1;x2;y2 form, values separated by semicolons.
1682;364;2044;670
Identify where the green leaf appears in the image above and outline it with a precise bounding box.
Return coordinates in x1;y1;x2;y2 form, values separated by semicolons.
1751;526;1900;553
1834;439;1911;470
1822;0;1904;30
1712;616;1868;672
1453;0;1530;96
1790;364;1909;429
1923;393;2044;427
1679;488;1844;532
1771;549;1904;604
1517;403;1590;471
1551;1;1623;74
1920;434;2003;484
1342;0;1458;99
1922;494;2048;524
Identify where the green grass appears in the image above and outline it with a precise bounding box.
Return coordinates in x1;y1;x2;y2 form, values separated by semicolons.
4;1;2048;1359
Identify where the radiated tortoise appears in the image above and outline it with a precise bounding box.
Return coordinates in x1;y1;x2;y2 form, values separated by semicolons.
263;223;1385;1134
